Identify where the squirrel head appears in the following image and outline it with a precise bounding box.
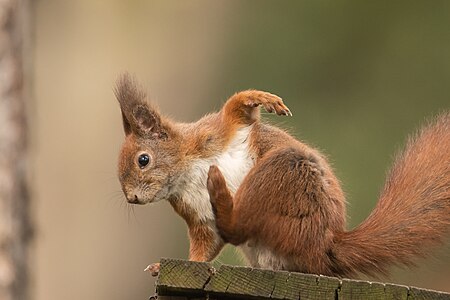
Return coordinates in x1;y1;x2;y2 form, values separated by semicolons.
114;74;182;205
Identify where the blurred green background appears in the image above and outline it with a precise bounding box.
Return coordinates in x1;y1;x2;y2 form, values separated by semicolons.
33;1;450;299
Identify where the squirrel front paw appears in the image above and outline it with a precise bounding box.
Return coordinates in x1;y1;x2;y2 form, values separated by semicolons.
240;90;292;116
144;262;160;277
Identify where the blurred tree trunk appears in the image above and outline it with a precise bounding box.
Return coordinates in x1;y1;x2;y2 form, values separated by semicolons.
0;0;32;300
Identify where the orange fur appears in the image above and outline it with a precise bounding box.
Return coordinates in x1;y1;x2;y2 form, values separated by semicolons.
115;74;291;264
208;113;450;277
115;73;449;279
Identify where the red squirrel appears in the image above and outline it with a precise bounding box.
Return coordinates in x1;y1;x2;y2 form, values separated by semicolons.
114;73;450;278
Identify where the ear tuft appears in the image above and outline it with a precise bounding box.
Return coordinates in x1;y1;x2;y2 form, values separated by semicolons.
114;73;147;112
114;73;147;136
114;73;168;138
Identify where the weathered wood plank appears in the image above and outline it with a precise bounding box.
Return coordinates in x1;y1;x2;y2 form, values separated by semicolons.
384;283;409;300
266;270;293;299
205;265;341;300
312;274;340;299
226;267;275;298
287;272;340;300
205;265;254;298
408;286;450;300
155;259;450;300
339;279;385;300
156;258;211;297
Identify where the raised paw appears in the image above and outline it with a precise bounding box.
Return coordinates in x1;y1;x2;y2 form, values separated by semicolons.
144;262;160;277
207;165;227;209
207;165;235;216
241;90;292;116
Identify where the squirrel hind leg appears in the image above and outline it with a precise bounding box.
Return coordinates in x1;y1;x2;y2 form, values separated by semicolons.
230;147;342;273
207;165;246;245
207;165;232;213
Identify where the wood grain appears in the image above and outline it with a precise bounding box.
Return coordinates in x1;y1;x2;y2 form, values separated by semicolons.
155;259;450;300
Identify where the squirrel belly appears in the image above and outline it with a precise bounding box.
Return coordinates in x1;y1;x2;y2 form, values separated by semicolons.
208;112;450;278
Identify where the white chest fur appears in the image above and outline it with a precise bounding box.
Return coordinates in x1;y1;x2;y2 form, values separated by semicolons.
174;126;255;222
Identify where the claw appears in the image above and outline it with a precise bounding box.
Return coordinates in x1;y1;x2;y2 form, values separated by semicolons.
266;106;275;113
144;263;160;277
239;90;292;118
281;109;292;116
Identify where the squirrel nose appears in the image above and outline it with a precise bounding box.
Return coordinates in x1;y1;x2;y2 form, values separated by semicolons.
127;194;139;204
126;193;139;204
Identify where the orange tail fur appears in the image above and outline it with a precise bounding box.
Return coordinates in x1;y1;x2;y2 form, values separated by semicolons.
334;112;450;277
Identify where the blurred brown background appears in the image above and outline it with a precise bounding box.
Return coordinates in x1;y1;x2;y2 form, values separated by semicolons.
31;1;449;299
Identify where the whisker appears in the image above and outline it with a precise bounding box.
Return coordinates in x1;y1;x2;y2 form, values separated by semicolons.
127;204;132;224
131;205;142;227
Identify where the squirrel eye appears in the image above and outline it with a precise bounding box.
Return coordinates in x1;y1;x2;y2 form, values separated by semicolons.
137;153;150;169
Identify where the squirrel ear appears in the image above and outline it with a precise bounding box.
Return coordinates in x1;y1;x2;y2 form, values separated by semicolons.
114;73;168;138
132;104;167;138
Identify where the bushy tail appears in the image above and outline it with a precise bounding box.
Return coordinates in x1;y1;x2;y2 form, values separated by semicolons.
334;112;450;278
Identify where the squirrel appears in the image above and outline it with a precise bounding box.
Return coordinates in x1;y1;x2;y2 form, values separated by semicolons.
114;73;450;278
